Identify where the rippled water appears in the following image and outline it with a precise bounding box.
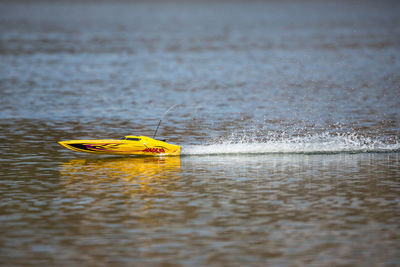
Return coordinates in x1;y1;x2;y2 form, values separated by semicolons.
1;0;400;266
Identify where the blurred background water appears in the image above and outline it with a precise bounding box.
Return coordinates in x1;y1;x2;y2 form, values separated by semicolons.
0;0;399;266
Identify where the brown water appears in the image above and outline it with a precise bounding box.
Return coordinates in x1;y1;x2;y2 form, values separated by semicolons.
1;0;400;266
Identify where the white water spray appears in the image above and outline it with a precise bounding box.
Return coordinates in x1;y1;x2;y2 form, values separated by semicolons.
182;132;400;155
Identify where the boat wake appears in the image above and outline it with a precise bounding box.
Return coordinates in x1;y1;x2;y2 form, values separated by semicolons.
182;132;400;155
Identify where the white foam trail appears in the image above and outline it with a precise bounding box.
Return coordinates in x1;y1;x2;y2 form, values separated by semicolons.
182;133;400;155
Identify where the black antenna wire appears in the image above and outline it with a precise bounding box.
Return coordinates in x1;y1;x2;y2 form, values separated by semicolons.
153;104;178;139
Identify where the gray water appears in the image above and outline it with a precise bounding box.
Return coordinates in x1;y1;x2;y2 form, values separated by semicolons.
1;0;399;266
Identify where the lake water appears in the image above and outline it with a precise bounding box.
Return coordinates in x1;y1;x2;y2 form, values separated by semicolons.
0;0;399;266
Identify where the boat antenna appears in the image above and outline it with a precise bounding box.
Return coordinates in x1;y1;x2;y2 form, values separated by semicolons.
153;104;178;139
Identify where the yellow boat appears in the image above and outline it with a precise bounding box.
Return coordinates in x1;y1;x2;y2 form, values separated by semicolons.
58;135;181;156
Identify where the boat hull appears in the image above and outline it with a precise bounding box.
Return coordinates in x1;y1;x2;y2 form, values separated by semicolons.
58;136;180;156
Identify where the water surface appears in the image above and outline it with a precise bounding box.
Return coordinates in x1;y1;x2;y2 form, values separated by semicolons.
0;0;399;266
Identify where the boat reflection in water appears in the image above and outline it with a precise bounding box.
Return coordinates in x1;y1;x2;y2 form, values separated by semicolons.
59;156;181;198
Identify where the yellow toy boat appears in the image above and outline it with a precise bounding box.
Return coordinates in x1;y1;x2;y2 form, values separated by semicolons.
58;135;181;156
59;105;182;156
